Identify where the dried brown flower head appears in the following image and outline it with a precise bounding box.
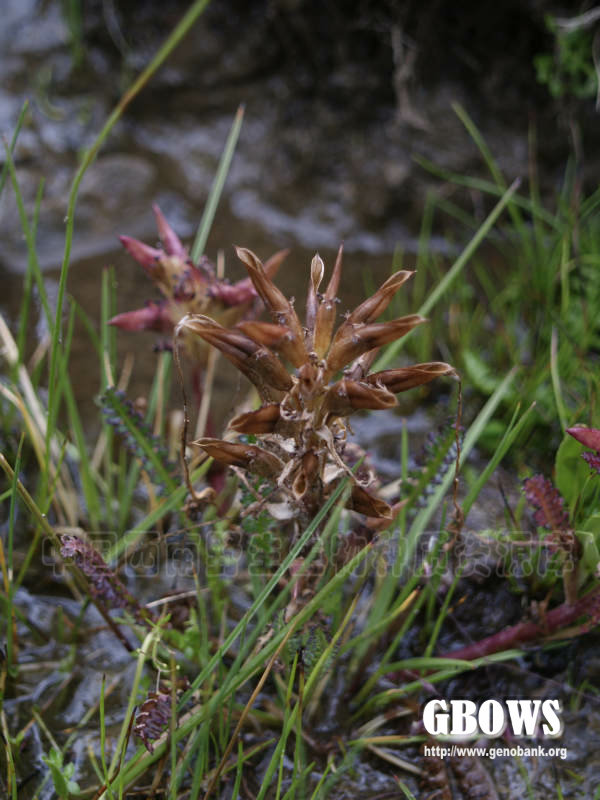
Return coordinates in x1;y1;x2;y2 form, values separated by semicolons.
60;535;143;616
109;205;288;365
134;690;171;753
181;246;456;519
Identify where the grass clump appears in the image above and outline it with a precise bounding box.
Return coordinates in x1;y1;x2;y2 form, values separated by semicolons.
401;104;600;460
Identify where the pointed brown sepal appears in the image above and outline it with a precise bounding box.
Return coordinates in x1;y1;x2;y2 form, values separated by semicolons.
229;403;281;434
364;500;408;531
120;235;162;273
346;348;380;380
262;248;290;279
291;451;319;500
322;378;397;416
366;362;458;393
345;270;415;326
152;204;187;259
348;483;392;519
236;321;291;349
179;314;292;395
297;362;319;403
326;315;426;375
313;244;343;358
306;254;325;346
193;438;284;479
108;302;172;333
235;246;307;366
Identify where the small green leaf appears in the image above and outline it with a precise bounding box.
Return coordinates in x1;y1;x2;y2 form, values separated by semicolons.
42;748;80;799
578;513;600;574
555;432;589;510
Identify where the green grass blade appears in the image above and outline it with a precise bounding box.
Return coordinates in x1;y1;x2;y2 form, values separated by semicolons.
17;179;45;363
5;436;24;674
178;480;350;707
191;104;244;262
452;102;529;245
102;516;373;796
0;101;28;198
100;387;178;494
59;307;102;529
462;401;537;516
402;369;518;569
414;154;558;228
374;178;521;370
45;0;212;498
4;148;52;329
105;461;211;562
551;327;568;432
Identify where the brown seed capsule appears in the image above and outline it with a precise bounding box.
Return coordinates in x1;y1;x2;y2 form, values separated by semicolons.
348;484;392;518
305;254;325;346
326;315;426;376
193;438;284;479
313;243;343;357
235;246;307;366
344;270;414;327
236;321;291;349
322;379;397;416
229;404;281;434
180;315;293;396
345;348;380;381
292;451;320;500
366;362;457;393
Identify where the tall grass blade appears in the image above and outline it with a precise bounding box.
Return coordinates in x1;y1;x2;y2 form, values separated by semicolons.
191;104;245;262
402;368;517;568
374;178;521;370
46;0;212;500
0;101;28;198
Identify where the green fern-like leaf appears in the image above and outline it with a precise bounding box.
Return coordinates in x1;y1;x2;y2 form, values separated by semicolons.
406;422;460;511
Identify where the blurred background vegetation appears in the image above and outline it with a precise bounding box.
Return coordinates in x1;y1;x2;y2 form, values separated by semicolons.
3;0;600;456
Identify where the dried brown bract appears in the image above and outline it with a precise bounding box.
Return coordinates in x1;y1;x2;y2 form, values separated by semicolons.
180;245;456;522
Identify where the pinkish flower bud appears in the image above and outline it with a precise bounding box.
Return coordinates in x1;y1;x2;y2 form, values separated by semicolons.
108;302;172;332
567;426;600;453
152;204;187;259
119;235;162;273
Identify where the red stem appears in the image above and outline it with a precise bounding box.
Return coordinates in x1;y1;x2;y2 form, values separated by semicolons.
439;584;600;662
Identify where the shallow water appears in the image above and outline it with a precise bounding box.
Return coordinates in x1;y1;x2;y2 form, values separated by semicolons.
0;0;573;421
